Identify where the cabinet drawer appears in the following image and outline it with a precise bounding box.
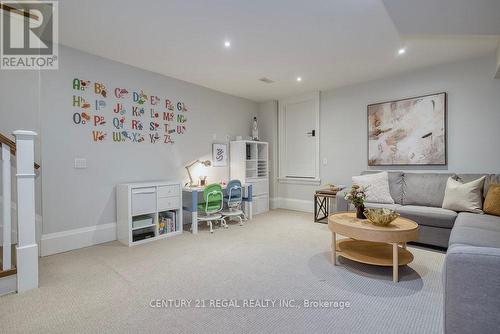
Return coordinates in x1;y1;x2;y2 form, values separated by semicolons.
158;185;179;198
158;197;180;211
248;181;269;196
132;187;156;215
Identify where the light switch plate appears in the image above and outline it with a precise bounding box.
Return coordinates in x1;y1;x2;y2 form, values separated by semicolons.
74;158;87;169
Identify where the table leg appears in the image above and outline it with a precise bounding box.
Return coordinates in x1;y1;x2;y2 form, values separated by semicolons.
248;201;253;220
332;232;337;265
402;242;407;250
245;184;253;220
191;190;198;234
191;212;198;234
393;243;398;283
314;195;318;222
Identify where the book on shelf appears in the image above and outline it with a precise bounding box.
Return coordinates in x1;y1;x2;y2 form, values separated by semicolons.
159;211;177;234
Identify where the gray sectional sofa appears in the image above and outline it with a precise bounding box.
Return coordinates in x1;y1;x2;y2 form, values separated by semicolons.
336;172;500;334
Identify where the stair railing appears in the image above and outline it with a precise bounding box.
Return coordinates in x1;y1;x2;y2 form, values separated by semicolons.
0;130;39;292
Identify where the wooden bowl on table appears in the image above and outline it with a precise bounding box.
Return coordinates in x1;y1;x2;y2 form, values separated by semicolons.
363;208;400;226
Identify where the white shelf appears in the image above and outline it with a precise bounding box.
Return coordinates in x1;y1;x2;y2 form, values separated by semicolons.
230;140;269;215
158;231;182;238
131;224;156;231
116;181;183;247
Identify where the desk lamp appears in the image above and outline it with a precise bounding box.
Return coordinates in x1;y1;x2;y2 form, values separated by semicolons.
185;160;211;187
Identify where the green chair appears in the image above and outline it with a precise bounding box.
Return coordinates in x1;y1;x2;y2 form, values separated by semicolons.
197;183;226;233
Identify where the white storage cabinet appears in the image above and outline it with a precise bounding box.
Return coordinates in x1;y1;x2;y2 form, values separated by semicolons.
117;181;183;246
230;140;269;215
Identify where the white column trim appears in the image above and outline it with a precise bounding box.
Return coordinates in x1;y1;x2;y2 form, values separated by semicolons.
1;144;12;270
13;130;38;293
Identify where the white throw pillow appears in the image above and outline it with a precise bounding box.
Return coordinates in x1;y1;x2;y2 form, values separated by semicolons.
442;176;485;214
352;172;394;204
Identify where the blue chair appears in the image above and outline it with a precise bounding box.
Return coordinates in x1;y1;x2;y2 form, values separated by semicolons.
221;180;245;225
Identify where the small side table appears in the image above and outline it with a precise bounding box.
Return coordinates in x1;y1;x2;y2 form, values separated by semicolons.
314;189;337;223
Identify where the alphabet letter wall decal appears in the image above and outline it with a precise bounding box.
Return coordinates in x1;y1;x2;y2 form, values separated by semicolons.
71;78;189;144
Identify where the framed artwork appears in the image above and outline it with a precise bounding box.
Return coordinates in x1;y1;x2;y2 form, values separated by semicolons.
212;143;228;167
367;92;447;166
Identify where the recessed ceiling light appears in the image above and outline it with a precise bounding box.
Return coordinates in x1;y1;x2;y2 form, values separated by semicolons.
296;77;302;82
224;40;231;48
398;48;406;55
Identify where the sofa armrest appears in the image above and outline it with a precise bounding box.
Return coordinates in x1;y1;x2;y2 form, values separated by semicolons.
444;244;500;334
336;189;350;212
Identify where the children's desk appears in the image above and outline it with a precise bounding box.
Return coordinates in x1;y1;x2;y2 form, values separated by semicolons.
182;184;253;234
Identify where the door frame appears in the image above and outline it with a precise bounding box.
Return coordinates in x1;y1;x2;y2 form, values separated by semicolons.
278;91;320;185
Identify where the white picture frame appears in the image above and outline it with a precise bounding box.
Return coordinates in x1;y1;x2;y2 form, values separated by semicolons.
212;143;228;167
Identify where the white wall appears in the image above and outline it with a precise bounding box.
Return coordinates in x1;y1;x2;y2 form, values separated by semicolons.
0;70;43;243
257;101;278;201
4;47;500;250
3;45;258;255
266;53;500;209
496;43;500;78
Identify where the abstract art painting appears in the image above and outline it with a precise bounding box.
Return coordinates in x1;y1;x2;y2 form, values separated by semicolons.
367;92;447;166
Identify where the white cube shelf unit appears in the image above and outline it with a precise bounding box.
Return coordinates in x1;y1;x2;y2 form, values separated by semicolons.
230;140;269;215
117;181;183;246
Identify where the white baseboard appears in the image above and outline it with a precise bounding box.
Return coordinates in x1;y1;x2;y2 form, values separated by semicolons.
271;197;313;213
41;223;117;256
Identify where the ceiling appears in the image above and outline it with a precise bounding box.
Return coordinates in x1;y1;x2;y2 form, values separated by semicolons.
57;0;499;102
383;0;500;35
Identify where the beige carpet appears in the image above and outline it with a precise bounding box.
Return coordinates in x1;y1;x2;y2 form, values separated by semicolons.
0;210;444;333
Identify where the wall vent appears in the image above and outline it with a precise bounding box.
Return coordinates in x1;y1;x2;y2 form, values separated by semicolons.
259;77;274;84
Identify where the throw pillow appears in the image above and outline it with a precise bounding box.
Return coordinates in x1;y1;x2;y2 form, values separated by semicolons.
352;172;394;204
484;184;500;217
442;176;485;213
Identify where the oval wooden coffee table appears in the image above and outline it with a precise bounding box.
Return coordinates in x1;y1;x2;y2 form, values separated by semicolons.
328;212;419;283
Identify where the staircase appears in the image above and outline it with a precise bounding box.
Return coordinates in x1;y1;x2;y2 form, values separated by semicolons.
0;244;17;283
0;131;39;295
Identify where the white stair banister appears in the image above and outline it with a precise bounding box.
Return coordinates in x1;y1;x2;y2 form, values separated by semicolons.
13;130;38;292
1;142;11;271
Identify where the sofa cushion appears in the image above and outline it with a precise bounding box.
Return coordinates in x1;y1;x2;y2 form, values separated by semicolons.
352;172;394;204
485;174;500;195
364;202;402;211
396;205;457;229
403;173;454;207
442;176;485;214
449;212;500;248
484;184;500;217
456;173;500;198
455;174;488;196
453;212;500;233
362;171;404;204
444;244;500;334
